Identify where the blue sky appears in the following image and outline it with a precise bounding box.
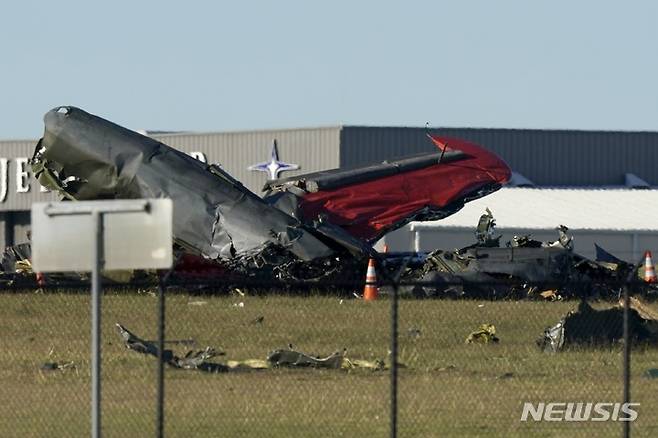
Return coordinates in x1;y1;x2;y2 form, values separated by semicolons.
1;1;657;139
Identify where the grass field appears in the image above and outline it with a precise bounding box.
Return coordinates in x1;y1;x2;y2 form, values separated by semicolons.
1;290;657;437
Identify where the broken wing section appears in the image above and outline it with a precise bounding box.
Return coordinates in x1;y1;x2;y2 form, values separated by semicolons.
32;106;333;262
265;135;511;242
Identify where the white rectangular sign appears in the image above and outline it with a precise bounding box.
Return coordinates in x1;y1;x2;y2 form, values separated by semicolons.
31;199;173;272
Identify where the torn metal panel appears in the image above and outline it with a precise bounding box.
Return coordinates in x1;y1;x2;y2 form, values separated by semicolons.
116;323;228;372
407;209;638;299
475;208;499;246
267;348;344;369
116;324;385;372
0;242;31;272
538;299;658;352
538;319;565;353
32;107;334;262
461;246;577;283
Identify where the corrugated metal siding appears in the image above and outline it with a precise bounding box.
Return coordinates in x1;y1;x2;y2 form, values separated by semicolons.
340;127;658;186
0;213;7;248
339;127;437;166
153;127;341;195
11;211;31;245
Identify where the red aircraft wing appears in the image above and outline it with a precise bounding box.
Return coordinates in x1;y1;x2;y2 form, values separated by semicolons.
294;136;511;242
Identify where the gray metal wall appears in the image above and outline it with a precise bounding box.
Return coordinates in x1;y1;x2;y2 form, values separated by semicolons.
339;127;437;166
155;127;341;195
340;127;658;186
0;211;32;247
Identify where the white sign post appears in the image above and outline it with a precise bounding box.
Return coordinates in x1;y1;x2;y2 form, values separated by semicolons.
31;199;173;438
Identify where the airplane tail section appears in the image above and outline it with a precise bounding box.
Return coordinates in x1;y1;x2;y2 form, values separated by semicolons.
264;135;511;242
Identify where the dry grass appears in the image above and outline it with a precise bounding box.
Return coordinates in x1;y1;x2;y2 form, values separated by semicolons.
1;291;657;437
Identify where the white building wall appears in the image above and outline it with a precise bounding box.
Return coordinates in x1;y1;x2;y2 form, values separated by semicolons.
383;224;658;262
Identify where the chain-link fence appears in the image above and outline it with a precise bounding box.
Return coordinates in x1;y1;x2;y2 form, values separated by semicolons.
1;274;657;437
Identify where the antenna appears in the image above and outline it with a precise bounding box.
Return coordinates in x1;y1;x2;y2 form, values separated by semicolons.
425;122;448;164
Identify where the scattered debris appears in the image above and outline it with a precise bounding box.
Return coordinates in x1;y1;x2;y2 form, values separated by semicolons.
251;316;265;325
266;346;387;370
466;324;500;344
407;328;422;339
40;361;75;372
39;345;77;373
622;297;658;320
116;324;386;373
539;290;561;301
644;369;658;379
225;359;270;370
343;358;386;371
403;209;642;300
116;324;161;357
538;298;658;352
538;319;566;353
267;348;344;369
116;323;225;372
435;365;457;372
174;347;227;372
231;288;246;297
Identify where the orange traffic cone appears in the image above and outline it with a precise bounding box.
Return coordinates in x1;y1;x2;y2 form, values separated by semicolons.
644;251;657;283
363;258;379;301
36;272;46;288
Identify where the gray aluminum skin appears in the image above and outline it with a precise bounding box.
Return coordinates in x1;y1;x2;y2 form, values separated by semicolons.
31;107;334;263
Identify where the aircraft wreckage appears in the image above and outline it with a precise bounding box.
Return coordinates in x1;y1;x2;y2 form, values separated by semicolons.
0;106;648;298
398;209;648;299
3;106;509;283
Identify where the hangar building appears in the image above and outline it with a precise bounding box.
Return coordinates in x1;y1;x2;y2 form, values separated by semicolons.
1;125;657;260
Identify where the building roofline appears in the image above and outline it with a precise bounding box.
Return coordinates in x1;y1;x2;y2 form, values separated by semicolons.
340;125;658;135
0;138;38;144
4;124;658;142
150;125;345;138
409;223;658;233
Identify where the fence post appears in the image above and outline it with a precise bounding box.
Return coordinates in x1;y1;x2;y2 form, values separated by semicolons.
156;276;166;438
91;211;103;438
390;282;399;438
622;283;631;438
